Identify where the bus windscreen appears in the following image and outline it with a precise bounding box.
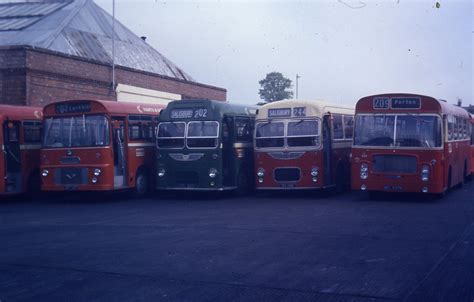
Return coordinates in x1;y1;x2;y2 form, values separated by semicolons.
157;122;185;148
43;115;109;148
186;121;219;148
287;120;320;147
255;122;284;148
354;114;441;148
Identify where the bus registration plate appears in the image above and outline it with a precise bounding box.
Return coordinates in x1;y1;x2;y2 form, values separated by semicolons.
384;185;403;191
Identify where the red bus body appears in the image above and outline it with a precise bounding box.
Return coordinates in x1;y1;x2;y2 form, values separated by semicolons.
0;105;43;195
254;100;354;190
41;100;164;194
352;93;471;195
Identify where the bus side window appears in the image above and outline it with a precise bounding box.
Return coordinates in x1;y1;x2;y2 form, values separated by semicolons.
343;115;354;139
447;115;454;141
471;123;474;145
141;122;153;141
461;119;467;139
454;117;460;140
332;114;343;140
23;121;42;143
128;115;153;141
235;117;252;142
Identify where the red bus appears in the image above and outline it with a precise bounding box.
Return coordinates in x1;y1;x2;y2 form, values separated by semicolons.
41;100;164;196
352;93;471;195
254;99;354;191
0;105;43;195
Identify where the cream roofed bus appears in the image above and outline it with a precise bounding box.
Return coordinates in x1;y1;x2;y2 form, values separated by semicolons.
254;99;354;191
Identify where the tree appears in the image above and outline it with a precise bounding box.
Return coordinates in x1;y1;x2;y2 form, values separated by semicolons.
258;72;293;103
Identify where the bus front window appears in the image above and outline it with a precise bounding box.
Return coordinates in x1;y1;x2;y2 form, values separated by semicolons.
287;120;320;147
395;115;441;147
255;122;284;148
157;122;185;148
354;114;441;148
354;115;395;147
43;115;109;148
186;121;219;148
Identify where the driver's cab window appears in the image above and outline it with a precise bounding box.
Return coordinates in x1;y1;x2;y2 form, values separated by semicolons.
332;114;343;140
222;117;231;142
235;117;252;142
6;122;19;143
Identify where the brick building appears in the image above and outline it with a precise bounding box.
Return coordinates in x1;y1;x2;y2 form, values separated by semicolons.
0;0;226;107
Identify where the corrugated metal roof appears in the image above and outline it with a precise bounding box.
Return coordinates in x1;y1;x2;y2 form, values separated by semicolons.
0;2;67;18
0;0;194;82
0;1;69;30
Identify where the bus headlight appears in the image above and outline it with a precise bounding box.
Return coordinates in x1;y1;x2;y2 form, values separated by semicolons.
360;163;368;180
209;168;217;178
93;168;101;176
421;165;429;182
257;168;265;178
41;170;49;177
91;177;98;184
311;167;319;177
158;168;166;177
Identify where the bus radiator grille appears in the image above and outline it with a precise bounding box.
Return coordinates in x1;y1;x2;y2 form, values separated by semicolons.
274;168;301;182
372;155;417;174
55;167;88;185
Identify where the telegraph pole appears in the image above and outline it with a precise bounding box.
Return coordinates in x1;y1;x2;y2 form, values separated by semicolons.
295;74;301;99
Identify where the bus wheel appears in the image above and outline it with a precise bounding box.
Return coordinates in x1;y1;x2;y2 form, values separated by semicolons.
134;169;149;198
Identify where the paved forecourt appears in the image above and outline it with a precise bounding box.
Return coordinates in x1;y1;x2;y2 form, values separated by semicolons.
0;183;473;301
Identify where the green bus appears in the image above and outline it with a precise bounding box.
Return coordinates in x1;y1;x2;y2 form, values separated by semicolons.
156;99;257;192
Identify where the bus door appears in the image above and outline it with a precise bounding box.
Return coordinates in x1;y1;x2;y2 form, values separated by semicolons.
222;116;234;186
3;121;21;192
322;115;333;186
112;118;126;188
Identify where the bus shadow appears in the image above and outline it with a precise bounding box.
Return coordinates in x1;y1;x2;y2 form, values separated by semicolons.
252;189;343;200
151;190;228;201
350;191;445;203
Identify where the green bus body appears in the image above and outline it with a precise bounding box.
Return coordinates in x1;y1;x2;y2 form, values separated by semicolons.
156;99;256;191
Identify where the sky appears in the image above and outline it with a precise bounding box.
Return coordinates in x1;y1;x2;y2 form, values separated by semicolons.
95;0;473;107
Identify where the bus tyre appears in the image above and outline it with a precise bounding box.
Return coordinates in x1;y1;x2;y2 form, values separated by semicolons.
134;169;149;198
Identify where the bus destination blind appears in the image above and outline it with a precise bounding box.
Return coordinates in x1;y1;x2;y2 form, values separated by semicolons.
373;97;421;110
55;102;92;114
268;107;306;118
171;108;208;119
391;97;421;109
